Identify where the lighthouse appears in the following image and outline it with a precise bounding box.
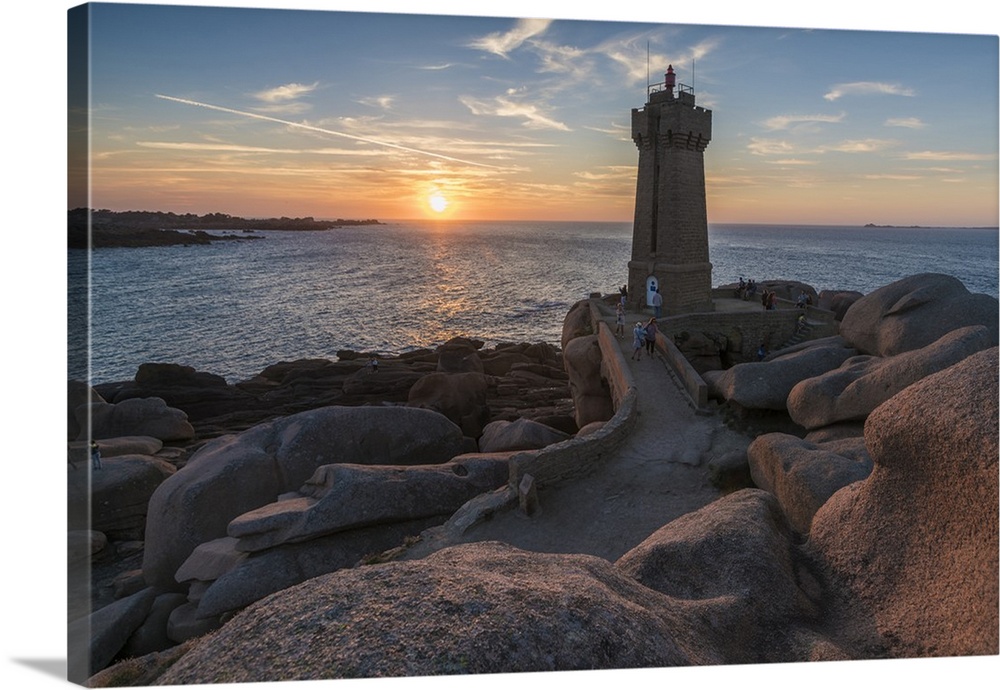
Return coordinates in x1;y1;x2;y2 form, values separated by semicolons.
627;65;714;315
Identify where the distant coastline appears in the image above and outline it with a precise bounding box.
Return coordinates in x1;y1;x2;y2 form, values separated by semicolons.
863;222;999;230
68;208;382;248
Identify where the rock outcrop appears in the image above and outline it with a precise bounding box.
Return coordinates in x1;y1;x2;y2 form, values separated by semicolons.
747;434;872;534
562;334;614;427
704;338;857;411
406;371;490;438
787;325;994;429
808;346;999;658
478;417;571;452
839;273;999;357
81;397;195;442
227;457;510;553
817;289;863;322
142;406;467;588
68;454;177;541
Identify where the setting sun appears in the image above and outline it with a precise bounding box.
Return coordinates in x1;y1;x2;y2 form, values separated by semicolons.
428;193;448;213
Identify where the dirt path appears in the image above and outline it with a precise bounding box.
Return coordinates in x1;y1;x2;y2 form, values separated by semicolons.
455;309;752;562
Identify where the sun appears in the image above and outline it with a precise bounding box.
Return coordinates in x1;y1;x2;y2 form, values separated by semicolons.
428;192;448;213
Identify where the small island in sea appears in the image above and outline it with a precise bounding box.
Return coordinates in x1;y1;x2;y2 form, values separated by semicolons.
67;208;382;248
863;222;999;229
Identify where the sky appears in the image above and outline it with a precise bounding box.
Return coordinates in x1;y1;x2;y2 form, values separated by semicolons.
70;0;999;226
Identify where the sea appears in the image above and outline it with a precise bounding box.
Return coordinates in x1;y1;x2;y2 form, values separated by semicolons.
68;221;999;385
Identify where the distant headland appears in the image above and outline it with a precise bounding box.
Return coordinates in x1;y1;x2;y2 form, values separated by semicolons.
863;222;998;230
68;208;381;248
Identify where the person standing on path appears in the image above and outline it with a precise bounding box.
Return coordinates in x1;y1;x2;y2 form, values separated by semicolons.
651;287;663;318
631;321;645;360
615;301;625;338
90;440;102;470
644;317;658;356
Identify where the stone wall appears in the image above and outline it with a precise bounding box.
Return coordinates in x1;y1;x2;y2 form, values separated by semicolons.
411;308;641;551
508;315;638;489
659;308;835;361
654;332;709;408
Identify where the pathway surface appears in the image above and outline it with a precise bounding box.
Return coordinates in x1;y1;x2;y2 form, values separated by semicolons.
454;308;752;562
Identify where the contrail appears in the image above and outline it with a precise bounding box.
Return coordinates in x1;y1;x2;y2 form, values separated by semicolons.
155;94;501;169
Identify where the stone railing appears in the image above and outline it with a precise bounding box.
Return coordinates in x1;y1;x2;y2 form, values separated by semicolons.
508;303;638;488
654;332;709;409
404;300;640;555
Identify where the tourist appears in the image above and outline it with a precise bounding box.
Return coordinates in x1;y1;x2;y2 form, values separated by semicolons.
631;322;645;360
651;287;663;318
796;291;808;308
767;291;777;310
615;301;625;338
756;343;767;361
90;440;102;470
644;317;658;356
367;355;379;373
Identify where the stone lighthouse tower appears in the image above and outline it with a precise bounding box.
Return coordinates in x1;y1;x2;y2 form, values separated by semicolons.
627;65;713;315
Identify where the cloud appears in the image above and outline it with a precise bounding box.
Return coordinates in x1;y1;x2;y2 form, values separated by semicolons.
824;81;916;101
600;35;721;86
747;138;796;156
530;39;589;75
885;117;925;129
459;95;570;130
155;94;503;169
819;138;896;153
137;141;295;154
253;82;319;103
748;137;896;156
467;18;552;58
359;95;395;110
762;113;845;130
136;141;397;158
252;102;312;116
902;150;996;161
863;174;922;180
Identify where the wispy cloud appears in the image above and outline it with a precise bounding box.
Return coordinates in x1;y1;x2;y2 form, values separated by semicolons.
819;138;896;153
530;39;589;75
863;173;922;180
253;82;319;103
824;81;916;101
459;95;570;131
748;137;895;156
136;141;398;158
358;95;395;110
747;138;796;156
903;150;996;161
885;117;925;129
467;18;552;58
600;35;721;86
762;113;845;130
155;94;504;169
137;141;299;154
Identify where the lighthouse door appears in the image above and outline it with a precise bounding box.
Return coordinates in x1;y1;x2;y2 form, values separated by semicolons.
645;276;659;306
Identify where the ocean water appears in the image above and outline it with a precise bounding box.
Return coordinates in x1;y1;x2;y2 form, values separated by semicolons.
68;221;998;384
